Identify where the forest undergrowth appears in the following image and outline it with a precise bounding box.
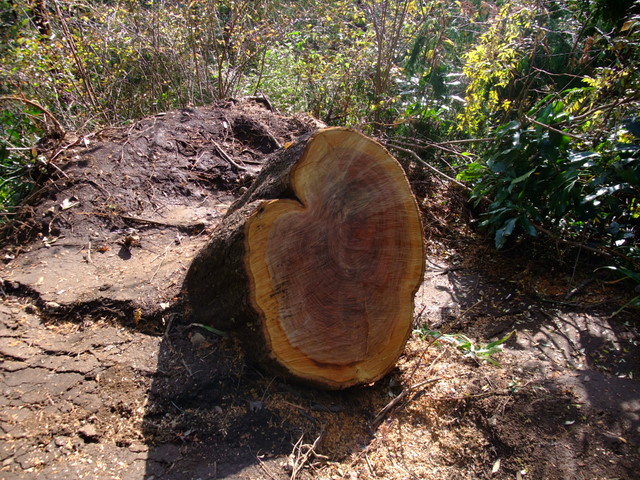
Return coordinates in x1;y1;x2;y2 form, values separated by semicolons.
1;0;639;313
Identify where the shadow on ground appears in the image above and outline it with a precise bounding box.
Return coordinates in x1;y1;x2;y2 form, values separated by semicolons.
1;247;639;479
141;311;295;479
413;249;640;479
140;308;396;480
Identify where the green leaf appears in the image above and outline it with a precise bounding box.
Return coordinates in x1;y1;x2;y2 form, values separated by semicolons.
495;217;518;249
485;331;514;349
568;150;599;167
457;162;486;182
508;167;537;193
189;323;228;337
601;266;640;284
519;216;538;237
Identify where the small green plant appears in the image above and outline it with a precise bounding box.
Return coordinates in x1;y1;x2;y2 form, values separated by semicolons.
0;104;47;219
189;323;228;337
600;266;640;317
414;327;514;365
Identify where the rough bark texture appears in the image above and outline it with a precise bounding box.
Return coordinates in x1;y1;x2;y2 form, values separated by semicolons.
185;127;425;389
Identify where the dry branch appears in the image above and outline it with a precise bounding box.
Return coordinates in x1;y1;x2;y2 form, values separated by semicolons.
384;142;469;190
0;95;64;134
371;377;440;427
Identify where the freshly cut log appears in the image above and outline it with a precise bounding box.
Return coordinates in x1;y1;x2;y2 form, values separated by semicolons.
185;127;424;389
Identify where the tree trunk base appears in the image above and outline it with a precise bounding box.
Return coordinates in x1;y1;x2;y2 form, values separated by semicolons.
185;128;424;389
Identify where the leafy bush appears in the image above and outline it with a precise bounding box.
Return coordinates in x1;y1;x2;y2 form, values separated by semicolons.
459;99;640;255
453;1;640;281
601;266;640;316
0;105;46;219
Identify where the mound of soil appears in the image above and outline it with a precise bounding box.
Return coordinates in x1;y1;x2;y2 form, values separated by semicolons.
1;100;639;480
1;99;322;317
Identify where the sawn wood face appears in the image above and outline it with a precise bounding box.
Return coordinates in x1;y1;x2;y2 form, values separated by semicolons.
245;128;424;388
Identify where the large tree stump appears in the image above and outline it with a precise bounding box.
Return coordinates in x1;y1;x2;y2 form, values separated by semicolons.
185;128;424;389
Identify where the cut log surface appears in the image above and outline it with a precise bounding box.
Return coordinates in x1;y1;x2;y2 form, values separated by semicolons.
185;128;424;389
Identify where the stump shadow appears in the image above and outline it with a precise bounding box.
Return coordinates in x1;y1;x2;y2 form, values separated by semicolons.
141;308;391;479
141;311;290;479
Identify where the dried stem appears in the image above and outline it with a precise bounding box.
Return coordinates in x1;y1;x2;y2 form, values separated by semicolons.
532;222;640;269
384;143;470;190
371;377;441;427
290;431;324;480
0;96;64;134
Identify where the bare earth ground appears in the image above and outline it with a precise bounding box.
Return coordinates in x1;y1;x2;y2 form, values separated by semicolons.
1;101;639;480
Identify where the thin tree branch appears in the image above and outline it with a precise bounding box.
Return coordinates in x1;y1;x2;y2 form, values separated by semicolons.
391;135;493;146
571;98;636;124
383;143;470;190
388;137;475;159
524;115;584;140
0;96;64;134
51;0;101;114
371;377;441;427
532;222;640;269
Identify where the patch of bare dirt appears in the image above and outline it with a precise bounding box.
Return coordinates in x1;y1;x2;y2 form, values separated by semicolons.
1;101;639;480
0;99;320;316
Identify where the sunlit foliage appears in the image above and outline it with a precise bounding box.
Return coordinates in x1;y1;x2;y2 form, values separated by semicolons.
1;0;639;278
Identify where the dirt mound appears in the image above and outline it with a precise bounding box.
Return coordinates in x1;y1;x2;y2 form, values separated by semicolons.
1;99;321;318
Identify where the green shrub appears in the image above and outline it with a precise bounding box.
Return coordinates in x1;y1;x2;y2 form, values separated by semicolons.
459;99;640;255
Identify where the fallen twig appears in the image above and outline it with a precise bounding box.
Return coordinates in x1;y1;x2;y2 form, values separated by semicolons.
289;431;324;480
371;377;441;427
149;243;172;283
85;240;92;264
364;453;377;477
256;455;280;480
122;214;202;229
212;140;247;171
50;130;102;162
180;356;193;376
76;211;204;230
565;278;595;300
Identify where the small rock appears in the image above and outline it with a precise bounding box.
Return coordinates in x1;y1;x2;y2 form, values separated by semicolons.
44;301;61;311
123;234;141;247
282;455;294;473
78;424;99;442
190;332;206;347
129;444;149;453
54;436;72;449
24;304;39;314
